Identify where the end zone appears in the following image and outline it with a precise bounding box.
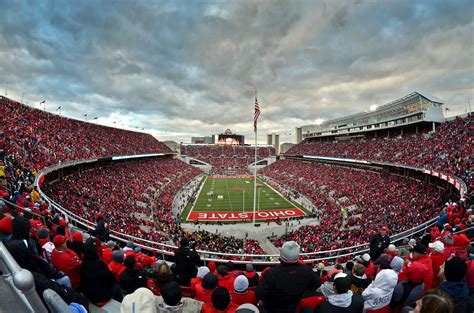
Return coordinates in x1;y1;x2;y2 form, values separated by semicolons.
187;208;305;222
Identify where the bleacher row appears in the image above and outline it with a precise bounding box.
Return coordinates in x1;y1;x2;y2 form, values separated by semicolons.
180;145;275;175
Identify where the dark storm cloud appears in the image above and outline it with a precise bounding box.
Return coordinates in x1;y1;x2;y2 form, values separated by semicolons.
0;0;472;143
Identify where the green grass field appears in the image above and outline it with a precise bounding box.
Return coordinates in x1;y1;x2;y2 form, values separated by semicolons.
182;176;308;222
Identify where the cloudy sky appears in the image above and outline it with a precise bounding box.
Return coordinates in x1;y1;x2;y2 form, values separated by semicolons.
1;0;472;143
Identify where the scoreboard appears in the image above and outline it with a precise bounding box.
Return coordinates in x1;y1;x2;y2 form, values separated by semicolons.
217;134;245;145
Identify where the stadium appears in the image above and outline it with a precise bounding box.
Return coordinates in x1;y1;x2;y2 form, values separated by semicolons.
0;2;473;313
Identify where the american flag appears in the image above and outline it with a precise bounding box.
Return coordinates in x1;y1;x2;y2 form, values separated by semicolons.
254;97;260;133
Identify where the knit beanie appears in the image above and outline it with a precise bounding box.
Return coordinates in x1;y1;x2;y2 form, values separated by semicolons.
390;256;404;273
236;303;259;313
197;266;210;278
234;275;249;293
121;288;156;313
407;262;428;284
112;250;124;263
444;257;467;282
280;241;300;263
202;273;218;290
212;287;231;310
161;282;182;306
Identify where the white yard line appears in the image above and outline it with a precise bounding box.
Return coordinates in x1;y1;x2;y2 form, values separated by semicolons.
257;177;298;208
225;178;234;211
186;175;208;221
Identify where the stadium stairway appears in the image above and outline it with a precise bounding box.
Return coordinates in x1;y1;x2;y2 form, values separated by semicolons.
258;238;280;255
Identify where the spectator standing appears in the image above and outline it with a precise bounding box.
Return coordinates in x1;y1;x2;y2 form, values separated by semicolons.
369;226;391;260
174;237;200;286
255;241;319;313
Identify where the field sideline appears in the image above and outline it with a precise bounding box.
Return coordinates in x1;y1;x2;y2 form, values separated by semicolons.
182;176;309;222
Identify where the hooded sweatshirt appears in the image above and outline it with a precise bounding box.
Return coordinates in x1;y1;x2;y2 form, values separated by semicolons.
362;269;398;311
315;291;364;313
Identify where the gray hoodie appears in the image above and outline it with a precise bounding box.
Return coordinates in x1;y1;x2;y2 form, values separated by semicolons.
362;269;398;311
328;290;354;308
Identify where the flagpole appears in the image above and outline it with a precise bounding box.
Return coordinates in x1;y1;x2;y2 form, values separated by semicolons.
253;90;258;226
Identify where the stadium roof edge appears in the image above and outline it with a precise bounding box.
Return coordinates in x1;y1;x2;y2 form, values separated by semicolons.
298;92;443;128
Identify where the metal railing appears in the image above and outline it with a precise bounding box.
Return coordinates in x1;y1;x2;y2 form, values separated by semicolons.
34;154;447;265
0;242;48;313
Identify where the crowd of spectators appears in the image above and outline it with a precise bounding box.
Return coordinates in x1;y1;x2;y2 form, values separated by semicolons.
261;160;447;259
181;144;275;175
1;96;170;171
286;116;472;181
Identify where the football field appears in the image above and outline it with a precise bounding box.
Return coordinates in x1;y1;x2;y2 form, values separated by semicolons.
183;176;308;222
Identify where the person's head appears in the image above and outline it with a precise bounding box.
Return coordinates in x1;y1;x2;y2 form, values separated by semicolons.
53;235;67;251
155;261;171;277
12;216;30;240
345;261;354;272
211;287;231;310
161;282;182;306
202;273;218;290
245;263;254;273
333;273;351;294
36;228;50;241
234;275;249;293
112;250;124;264
217;265;228;277
124;255;135;270
226;261;235;271
82;239;99;260
107;240;116;249
279;241;300;263
411;243;427;258
352;263;365;277
197;266;210;278
380;226;388;236
411;289;453;313
356;253;371;267
208;261;217;273
390;256;404;273
407;262;428;284
428;241;444;254
443;257;467;282
180;237;189;248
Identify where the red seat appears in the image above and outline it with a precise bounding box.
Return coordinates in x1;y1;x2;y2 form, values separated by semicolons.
180;285;196;298
297;295;325;312
366;305;391;313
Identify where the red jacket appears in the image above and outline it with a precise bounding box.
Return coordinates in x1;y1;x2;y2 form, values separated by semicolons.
400;254;433;292
135;252;155;268
430;252;445;288
365;261;375;279
230;290;257;305
218;275;235;291
0;216;12;234
102;248;113;264
108;261;126;282
201;302;239;313
51;248;82;288
195;284;216;304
